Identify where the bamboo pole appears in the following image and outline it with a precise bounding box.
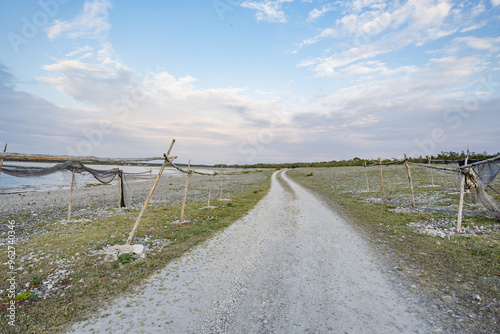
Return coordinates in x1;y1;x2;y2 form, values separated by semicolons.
67;167;75;221
379;157;385;200
180;160;194;223
125;140;176;245
457;144;470;232
364;161;370;191
404;154;415;209
427;155;435;186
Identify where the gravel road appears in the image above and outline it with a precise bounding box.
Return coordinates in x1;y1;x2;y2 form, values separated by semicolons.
68;170;441;333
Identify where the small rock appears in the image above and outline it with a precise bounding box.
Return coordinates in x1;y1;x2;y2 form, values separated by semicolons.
472;294;481;301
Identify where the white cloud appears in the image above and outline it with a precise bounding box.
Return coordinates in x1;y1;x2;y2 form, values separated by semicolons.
307;3;336;21
292;27;337;53
241;0;294;23
492;0;500;7
454;36;500;52
298;0;461;76
46;0;112;40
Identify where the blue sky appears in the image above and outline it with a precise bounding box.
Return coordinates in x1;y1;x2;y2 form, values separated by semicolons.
1;0;499;164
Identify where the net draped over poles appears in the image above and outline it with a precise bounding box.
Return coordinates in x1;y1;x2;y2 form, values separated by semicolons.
1;161;121;183
458;155;500;220
2;161;127;207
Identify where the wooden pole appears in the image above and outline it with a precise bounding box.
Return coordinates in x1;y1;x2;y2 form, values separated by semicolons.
379;157;385;200
180;160;193;223
457;144;470;233
149;168;152;190
208;172;216;206
67;167;75;221
219;164;224;199
0;152;169;163
118;171;121;208
404;154;415;209
126;140;176;245
364;161;370;191
0;143;7;180
427;155;435;186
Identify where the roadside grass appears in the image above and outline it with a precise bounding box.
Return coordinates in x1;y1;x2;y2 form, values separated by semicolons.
288;166;499;332
0;170;272;333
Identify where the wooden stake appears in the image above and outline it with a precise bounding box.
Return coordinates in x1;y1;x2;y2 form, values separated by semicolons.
180;160;193;223
67;167;75;221
126;139;176;245
364;161;370;191
404;154;415;209
457;144;470;233
207;173;216;206
379;157;385;200
219;164;224;198
0;143;7;180
118;171;121;208
427;155;435;186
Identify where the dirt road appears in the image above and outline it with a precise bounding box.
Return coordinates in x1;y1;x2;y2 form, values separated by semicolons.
69;170;441;333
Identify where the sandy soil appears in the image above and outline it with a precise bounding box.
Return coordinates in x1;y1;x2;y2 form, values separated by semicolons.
67;170;443;333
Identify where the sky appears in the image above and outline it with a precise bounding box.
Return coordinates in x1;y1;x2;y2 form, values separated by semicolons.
0;0;499;165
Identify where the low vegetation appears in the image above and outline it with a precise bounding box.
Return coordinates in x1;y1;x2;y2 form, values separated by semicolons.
288;165;499;332
0;171;272;333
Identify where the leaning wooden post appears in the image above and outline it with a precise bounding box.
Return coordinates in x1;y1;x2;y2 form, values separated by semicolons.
0;143;7;180
427;155;435;186
457;145;470;233
364;161;370;191
404;154;415;209
379;157;385;200
180;160;194;223
124;139;176;246
67;166;76;221
207;172;216;207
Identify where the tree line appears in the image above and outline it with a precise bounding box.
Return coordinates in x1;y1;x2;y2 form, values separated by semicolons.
226;151;500;169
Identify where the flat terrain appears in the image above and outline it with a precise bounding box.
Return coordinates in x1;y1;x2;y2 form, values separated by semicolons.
69;170;441;333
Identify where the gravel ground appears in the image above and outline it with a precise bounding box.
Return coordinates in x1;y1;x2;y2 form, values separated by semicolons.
0;168;266;246
68;170;443;333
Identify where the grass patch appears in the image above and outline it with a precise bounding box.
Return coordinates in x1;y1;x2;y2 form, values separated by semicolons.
288;167;499;332
0;170;272;333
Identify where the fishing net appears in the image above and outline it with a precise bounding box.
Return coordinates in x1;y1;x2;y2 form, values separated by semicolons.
458;156;500;220
1;161;127;207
